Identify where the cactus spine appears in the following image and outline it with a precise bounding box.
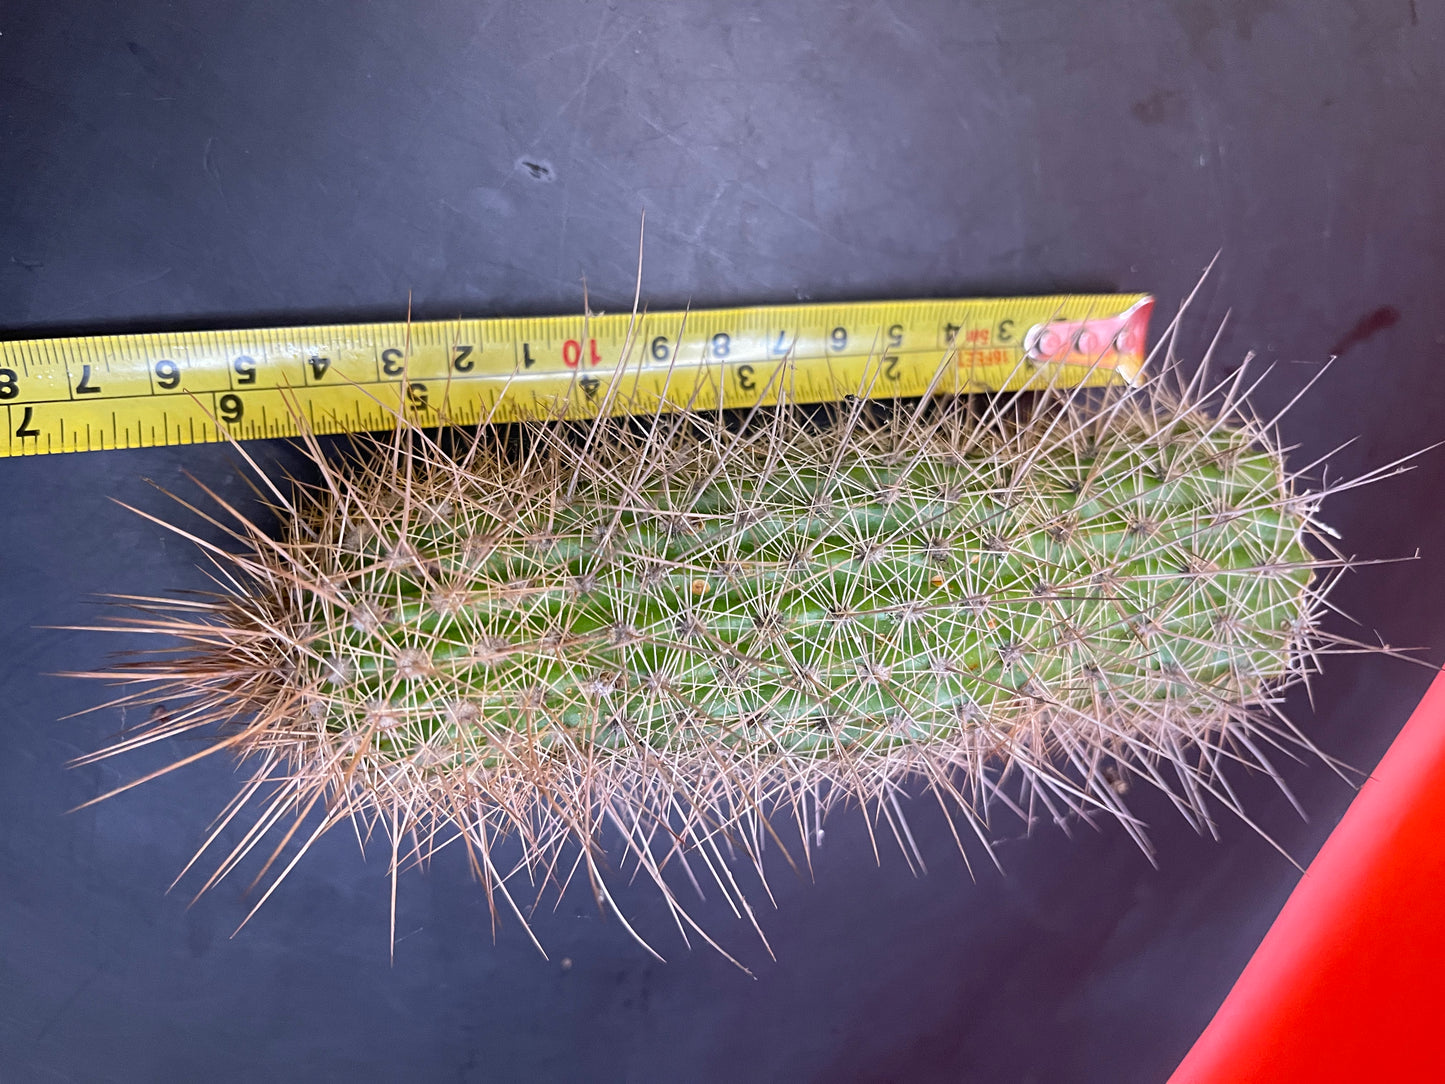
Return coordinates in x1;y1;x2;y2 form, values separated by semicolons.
75;348;1356;962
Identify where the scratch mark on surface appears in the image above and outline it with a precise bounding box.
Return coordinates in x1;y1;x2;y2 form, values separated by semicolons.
736;179;855;252
35;955;115;1042
500;14;636;192
46;268;175;321
555;6;621;281
202;135;232;218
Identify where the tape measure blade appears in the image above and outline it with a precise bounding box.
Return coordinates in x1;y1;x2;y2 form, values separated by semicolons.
0;294;1152;457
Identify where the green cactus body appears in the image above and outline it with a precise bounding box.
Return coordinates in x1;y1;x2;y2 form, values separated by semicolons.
300;419;1310;776
82;363;1337;959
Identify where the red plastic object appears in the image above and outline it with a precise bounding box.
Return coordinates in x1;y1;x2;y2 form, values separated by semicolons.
1171;669;1445;1083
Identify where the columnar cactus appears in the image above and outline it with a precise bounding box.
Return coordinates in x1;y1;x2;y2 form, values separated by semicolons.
76;354;1350;961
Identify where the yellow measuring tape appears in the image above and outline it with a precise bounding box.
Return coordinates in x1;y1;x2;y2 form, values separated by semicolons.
0;294;1152;457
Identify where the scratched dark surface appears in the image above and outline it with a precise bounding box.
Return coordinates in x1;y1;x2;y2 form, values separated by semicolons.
3;2;1444;1082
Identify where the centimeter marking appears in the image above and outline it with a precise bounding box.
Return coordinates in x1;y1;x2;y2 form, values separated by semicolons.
0;294;1152;458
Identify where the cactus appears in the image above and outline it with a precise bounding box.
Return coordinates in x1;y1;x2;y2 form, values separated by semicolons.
73;344;1368;962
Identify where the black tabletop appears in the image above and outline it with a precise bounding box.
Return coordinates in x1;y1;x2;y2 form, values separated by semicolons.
3;3;1443;1081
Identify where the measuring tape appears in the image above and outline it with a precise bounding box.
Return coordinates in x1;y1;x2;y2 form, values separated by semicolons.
0;294;1152;458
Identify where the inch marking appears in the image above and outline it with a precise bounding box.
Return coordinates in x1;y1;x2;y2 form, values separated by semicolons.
14;406;39;439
